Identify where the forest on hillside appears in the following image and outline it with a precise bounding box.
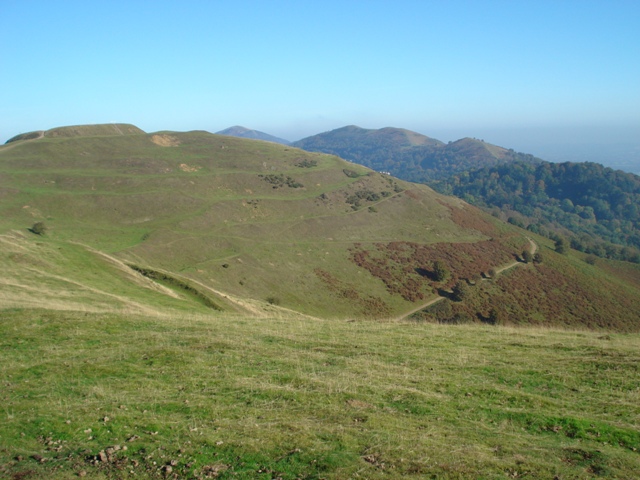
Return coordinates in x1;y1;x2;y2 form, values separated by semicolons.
433;161;640;263
294;133;540;181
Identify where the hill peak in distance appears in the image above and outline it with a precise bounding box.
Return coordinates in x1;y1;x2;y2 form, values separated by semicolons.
216;125;291;145
293;126;541;181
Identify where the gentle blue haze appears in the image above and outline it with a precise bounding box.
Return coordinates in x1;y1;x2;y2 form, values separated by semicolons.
1;1;639;170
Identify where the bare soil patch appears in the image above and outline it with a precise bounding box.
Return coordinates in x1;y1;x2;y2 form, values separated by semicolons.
151;134;180;147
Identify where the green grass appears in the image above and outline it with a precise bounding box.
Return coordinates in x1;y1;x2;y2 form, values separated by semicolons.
1;309;638;479
0;130;484;319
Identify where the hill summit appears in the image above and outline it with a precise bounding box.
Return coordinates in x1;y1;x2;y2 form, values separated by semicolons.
293;126;541;181
216;125;290;145
5;123;144;143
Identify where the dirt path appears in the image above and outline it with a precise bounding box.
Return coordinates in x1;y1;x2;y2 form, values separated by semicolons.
393;236;538;321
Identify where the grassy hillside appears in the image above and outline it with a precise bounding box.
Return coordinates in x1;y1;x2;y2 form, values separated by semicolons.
1;309;639;479
1;124;639;330
0;126;510;319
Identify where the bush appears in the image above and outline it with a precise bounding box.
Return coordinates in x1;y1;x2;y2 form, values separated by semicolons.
30;222;47;235
432;261;450;282
585;255;597;265
555;237;568;254
522;250;533;263
266;296;280;305
452;280;470;302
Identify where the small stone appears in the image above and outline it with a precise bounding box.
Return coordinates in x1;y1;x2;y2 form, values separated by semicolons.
102;416;110;422
170;459;178;466
78;471;87;477
98;451;108;463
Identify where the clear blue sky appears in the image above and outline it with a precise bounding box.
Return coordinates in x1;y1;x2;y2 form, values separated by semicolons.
1;0;639;163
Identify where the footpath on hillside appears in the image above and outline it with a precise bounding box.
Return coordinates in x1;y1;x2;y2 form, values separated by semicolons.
394;237;538;322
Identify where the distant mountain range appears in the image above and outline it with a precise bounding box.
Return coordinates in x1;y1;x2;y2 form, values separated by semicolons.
292;125;542;181
216;126;291;145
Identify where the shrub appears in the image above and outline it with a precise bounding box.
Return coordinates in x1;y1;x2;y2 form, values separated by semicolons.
452;280;470;302
432;261;450;282
343;169;360;178
266;296;280;305
585;255;597;265
30;222;47;235
295;159;317;168
555;237;568;254
522;250;533;263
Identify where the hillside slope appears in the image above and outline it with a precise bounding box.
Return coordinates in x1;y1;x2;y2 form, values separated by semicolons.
293;126;540;181
1;124;639;330
433;160;640;262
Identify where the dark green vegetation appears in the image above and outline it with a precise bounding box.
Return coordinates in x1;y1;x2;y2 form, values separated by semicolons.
216;125;291;145
293;125;540;181
434;161;640;263
2;309;639;480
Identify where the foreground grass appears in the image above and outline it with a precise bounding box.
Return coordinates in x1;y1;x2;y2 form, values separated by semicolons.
1;310;639;479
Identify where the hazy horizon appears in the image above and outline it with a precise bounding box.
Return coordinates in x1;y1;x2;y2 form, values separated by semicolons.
2;1;638;172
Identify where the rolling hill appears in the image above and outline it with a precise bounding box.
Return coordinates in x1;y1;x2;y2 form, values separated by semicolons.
293;125;541;181
216;125;291;145
2;123;640;479
1;124;639;330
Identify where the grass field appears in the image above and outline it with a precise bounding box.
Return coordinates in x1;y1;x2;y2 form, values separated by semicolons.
1;309;638;479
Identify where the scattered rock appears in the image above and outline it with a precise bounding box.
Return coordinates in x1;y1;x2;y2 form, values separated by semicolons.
77;470;87;477
127;435;140;442
202;463;229;477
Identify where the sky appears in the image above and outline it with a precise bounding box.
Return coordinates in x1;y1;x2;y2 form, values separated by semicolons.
1;0;639;169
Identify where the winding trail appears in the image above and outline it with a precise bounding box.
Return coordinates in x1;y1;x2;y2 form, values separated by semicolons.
393;237;538;321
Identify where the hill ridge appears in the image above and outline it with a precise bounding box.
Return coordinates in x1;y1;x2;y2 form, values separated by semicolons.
216;125;290;145
5;123;145;144
293;126;540;181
